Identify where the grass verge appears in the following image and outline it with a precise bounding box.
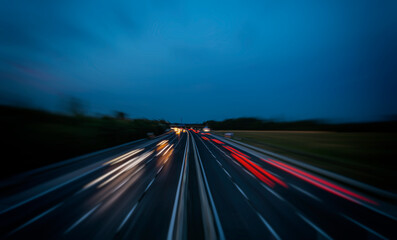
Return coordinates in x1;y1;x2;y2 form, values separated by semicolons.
214;130;397;191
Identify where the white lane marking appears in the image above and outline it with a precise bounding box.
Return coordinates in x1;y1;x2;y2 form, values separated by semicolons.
343;215;387;240
0;135;173;215
192;135;218;240
117;203;138;232
202;137;232;160
290;184;321;202
144;178;155;193
216;160;222;166
360;201;397;221
197;137;217;158
222;168;232;178
243;168;256;179
167;131;190;240
0;164;104;215
9;202;63;235
231;160;240;166
297;213;333;240
262;184;285;202
257;212;281;240
234;183;249;200
110;177;130;194
145;156;154;165
266;169;282;179
157;165;165;175
193;134;225;240
173;132;185;150
213;134;397;222
64;204;101;234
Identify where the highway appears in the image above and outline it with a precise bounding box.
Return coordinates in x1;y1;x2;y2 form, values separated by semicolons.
0;130;396;239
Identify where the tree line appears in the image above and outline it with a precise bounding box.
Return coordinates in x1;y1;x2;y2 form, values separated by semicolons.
204;117;397;132
0;105;168;178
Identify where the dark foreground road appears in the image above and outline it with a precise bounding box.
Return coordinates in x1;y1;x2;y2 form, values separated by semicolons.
0;130;396;239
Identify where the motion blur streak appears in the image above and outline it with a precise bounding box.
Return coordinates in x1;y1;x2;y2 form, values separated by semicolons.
104;148;144;166
222;145;287;188
273;159;376;204
231;153;275;187
202;137;209;140
84;151;153;189
1;131;395;239
156;143;171;156
157;140;169;147
244;159;288;188
263;158;376;205
211;139;224;144
161;144;174;156
266;158;377;204
223;145;250;159
263;158;360;203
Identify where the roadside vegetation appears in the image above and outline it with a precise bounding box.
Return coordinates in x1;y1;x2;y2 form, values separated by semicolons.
205;117;397;132
207;118;397;191
0;105;168;178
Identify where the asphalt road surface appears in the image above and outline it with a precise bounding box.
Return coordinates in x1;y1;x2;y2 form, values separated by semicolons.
0;130;396;239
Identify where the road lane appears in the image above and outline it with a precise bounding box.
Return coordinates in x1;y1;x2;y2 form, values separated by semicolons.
198;132;396;239
0;133;174;214
0;132;183;239
190;132;224;240
192;132;306;239
0;129;396;239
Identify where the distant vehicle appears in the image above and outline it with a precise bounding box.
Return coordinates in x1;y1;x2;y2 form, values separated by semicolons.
147;132;155;139
224;132;234;138
202;127;211;132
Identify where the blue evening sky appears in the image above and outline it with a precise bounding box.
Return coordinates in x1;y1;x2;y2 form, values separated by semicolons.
1;0;396;122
